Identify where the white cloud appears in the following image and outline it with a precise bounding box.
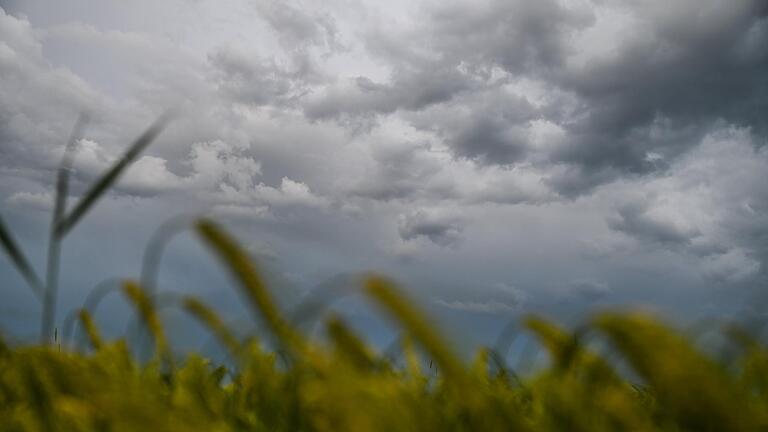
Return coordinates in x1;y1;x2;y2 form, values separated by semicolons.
248;177;329;209
603;126;768;282
185;140;262;192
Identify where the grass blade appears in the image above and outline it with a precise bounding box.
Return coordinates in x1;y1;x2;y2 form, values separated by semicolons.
0;213;44;298
524;317;581;371
0;334;8;357
77;309;103;351
195;219;303;355
595;312;760;431
52;115;89;231
41;115;89;344
326;314;377;371
122;280;170;364
363;274;466;383
56;113;171;237
182;296;242;359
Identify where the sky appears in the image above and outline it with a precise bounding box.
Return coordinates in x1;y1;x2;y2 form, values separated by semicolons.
0;0;767;352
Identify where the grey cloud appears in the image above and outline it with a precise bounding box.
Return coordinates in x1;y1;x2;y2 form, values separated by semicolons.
6;191;53;212
460;163;556;205
303;77;395;121
218;1;340;106
567;280;612;302
406;90;540;165
362;68;473;111
397;210;464;247
607;201;700;246
700;249;761;284
338;0;768;196
547;2;768;177
348;139;457;202
312;0;589;135
209;48;322;107
350;181;416;202
304;66;476;122
423;0;592;74
360;0;591;78
434;282;528;314
0;10;103;175
450;117;529;165
544;165;619;199
345;134;555;206
435;299;517;314
253;0;340;51
489;282;529;306
603;127;768;283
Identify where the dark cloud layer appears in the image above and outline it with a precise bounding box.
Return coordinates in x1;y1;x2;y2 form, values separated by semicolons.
608;201;700;247
398;210;464;247
306;0;768;196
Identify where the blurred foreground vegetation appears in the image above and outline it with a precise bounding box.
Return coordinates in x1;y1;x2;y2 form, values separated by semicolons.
1;219;767;431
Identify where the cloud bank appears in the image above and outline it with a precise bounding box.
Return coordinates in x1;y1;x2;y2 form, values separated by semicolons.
1;0;767;342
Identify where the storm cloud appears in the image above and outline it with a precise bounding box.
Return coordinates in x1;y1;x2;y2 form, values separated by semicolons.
1;0;767;344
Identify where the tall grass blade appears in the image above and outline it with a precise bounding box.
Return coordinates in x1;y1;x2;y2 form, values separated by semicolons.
121;280;170;364
182;296;242;359
401;335;423;379
195;219;303;355
52;115;89;232
363;275;466;383
41;237;60;344
0;334;8;357
595;312;760;431
56;113;171;237
326;314;377;371
525;316;620;389
59;278;123;348
40;116;89;343
42;115;166;343
77;309;103;351
0;214;44;298
524;317;588;371
486;348;524;386
470;347;491;381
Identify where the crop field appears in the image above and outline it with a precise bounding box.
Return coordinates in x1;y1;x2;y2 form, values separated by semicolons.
1;119;767;431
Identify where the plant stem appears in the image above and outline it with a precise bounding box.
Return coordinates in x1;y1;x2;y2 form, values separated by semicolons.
41;234;61;344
